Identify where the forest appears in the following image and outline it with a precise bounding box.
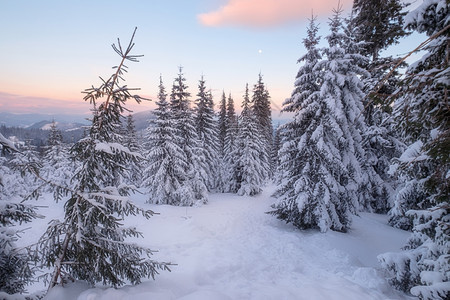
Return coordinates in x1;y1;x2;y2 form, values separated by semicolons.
0;0;448;299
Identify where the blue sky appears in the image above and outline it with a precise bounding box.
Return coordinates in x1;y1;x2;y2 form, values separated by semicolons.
0;0;422;117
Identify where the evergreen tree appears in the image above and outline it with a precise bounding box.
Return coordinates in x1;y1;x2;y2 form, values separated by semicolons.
351;0;409;61
122;114;143;187
223;93;239;192
218;91;228;158
388;0;449;229
252;73;273;179
233;84;267;196
143;76;187;205
8;140;41;197
194;76;220;191
37;29;171;290
348;1;408;213
271;6;367;232
0;136;37;295
271;123;282;175
0;202;37;295
380;2;449;298
170;67;208;204
41;121;75;194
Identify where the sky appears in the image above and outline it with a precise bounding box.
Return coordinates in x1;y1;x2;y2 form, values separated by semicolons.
0;0;423;119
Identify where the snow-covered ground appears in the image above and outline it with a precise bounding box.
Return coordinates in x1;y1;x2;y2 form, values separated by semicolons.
21;185;413;300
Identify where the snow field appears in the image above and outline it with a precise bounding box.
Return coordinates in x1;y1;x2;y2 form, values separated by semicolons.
21;185;412;299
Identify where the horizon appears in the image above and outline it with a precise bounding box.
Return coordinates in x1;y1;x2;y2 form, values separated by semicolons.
1;0;422;117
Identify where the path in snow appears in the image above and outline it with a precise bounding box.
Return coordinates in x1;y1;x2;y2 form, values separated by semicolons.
42;186;412;300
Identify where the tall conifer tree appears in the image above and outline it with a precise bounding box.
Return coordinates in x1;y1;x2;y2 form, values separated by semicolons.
170;67;208;204
143;76;187;205
37;29;171;290
379;2;449;298
195;76;220;191
252;74;273;179
271;6;367;232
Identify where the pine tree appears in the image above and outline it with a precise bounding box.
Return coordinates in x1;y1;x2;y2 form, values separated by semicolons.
41;121;75;194
170;67;208;204
122;114;143;187
233;84;267;196
388;0;449;229
8;140;41;197
0;135;37;295
143;76;187;205
218;91;228;158
271;6;367;232
252;73;273;179
194;76;220;191
37;28;171;291
351;0;409;61
380;2;449;298
348;1;408;213
0;201;37;295
223;93;239;192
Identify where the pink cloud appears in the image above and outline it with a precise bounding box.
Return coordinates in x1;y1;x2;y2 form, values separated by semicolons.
198;0;353;28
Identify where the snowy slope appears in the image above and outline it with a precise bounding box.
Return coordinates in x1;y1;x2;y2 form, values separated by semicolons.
19;186;412;300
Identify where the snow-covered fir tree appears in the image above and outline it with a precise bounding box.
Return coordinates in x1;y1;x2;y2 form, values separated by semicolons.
388;0;449;229
122;114;143;187
143;76;187;205
0;200;37;295
271;123;282;175
223;93;239;193
380;1;449;298
0;135;38;295
170;67;208;205
348;1;409;213
233;84;267;196
41;121;75;194
37;29;171;291
194;76;220;191
8;140;41;198
350;0;409;61
218;91;228;158
271;6;368;232
252;73;273;179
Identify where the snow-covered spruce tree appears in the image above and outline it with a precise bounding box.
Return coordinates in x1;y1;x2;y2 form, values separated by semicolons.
348;2;409;213
252;73;273;179
122;114;143;187
233;84;267;196
143;76;187;205
350;0;409;61
218;91;227;158
41;121;75;195
379;204;449;299
379;1;449;298
387;0;449;229
271;6;368;232
194;76;220;191
223;93;239;193
8;140;42;198
0;135;38;295
170;67;208;205
270;15;325;230
0;201;37;295
216;91;228;192
37;28;171;291
271;123;282;175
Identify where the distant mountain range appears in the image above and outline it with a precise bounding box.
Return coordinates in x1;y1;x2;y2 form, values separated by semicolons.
0;112;89;128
